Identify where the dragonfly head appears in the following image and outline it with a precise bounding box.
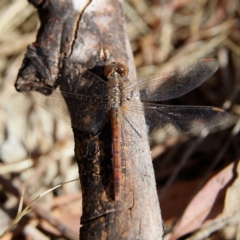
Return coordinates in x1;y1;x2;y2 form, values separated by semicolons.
104;62;128;79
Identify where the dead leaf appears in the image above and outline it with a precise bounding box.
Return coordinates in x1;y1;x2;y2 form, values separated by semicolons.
169;162;236;240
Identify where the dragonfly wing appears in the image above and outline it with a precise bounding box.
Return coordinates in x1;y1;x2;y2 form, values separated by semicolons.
142;103;228;139
22;85;109;135
122;101;228;140
72;70;109;97
124;58;219;101
21;45;109;98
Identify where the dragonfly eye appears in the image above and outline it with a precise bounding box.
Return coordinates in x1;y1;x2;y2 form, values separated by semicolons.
104;62;128;78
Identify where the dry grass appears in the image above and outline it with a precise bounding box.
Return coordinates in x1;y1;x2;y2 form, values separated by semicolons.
0;0;239;239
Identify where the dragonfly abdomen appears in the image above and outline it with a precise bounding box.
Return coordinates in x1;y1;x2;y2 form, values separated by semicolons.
111;107;122;201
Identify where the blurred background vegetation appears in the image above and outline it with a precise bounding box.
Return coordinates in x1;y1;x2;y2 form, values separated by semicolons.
0;0;239;239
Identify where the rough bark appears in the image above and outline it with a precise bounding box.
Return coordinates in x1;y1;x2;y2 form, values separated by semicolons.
15;0;163;239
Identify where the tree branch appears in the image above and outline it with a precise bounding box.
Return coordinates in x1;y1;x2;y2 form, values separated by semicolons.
15;0;163;239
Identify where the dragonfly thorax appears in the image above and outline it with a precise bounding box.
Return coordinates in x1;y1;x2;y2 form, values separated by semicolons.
104;62;128;109
107;72;125;109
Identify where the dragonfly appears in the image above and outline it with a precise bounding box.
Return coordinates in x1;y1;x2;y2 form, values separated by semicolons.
16;57;228;201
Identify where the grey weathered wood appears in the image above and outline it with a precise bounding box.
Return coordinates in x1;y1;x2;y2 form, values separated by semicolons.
15;0;163;239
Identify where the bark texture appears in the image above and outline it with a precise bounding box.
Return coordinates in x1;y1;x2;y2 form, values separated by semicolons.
15;0;163;239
